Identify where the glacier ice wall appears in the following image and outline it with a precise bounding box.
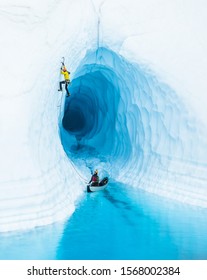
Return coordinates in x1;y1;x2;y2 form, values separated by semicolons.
0;0;207;232
61;47;207;206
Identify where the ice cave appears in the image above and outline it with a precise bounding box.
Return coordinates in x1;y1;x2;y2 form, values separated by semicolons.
0;0;207;259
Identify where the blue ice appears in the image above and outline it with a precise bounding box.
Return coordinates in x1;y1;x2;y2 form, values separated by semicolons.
1;1;207;261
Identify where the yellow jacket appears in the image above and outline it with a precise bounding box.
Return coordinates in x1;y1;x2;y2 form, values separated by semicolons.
61;70;70;81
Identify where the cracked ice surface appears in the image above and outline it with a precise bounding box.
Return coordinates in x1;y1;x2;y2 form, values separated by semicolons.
0;0;207;232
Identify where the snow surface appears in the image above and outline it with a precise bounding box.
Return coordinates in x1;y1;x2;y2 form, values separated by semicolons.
0;0;207;232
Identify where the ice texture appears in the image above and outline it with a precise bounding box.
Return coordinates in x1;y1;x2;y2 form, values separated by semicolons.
0;0;207;232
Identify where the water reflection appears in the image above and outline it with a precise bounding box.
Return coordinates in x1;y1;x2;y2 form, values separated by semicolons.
0;183;207;260
0;222;64;260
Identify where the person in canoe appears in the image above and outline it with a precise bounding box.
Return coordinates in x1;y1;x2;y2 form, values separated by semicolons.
89;169;99;186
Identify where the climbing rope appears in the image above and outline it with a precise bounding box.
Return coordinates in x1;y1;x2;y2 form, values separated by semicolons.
57;57;65;108
67;156;88;184
56;57;90;185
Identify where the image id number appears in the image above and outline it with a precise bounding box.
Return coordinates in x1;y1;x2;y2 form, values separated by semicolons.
121;266;180;276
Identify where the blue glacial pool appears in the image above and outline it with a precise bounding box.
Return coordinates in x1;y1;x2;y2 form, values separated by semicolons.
0;182;207;260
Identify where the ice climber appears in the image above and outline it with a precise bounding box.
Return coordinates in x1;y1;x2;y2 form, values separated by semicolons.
58;65;70;97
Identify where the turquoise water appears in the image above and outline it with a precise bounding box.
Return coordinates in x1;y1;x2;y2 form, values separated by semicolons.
0;182;207;260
